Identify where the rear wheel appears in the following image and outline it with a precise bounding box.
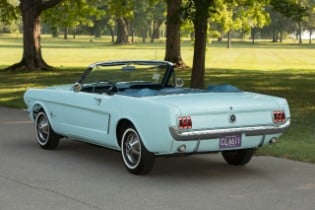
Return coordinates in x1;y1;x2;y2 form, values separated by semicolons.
35;111;60;150
222;149;254;166
121;126;154;175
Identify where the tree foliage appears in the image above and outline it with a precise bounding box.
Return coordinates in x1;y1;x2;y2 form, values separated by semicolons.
264;6;294;42
211;0;270;47
271;0;309;43
150;0;166;42
42;0;103;39
303;0;315;43
0;0;18;25
271;0;309;22
131;0;166;43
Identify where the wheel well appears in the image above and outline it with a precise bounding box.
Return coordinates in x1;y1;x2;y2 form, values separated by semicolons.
116;119;134;147
32;104;44;119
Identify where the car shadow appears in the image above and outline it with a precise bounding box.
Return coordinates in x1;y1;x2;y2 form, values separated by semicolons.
53;139;265;180
152;155;264;178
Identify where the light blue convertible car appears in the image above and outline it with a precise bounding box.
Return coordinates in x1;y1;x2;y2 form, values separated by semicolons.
24;60;290;174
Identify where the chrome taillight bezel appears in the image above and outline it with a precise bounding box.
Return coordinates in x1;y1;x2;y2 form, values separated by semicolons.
272;110;286;123
178;116;192;130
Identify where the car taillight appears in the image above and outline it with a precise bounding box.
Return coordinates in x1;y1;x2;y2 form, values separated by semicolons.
273;110;286;123
178;116;192;130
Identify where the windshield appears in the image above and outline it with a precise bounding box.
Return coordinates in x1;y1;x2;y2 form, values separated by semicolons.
84;63;172;86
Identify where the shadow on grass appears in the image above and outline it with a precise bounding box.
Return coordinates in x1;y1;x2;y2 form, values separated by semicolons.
0;68;83;108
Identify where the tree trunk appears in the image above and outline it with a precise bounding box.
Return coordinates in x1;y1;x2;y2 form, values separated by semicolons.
251;28;255;45
309;30;312;44
116;17;129;45
64;27;68;40
298;22;302;44
105;23;115;43
94;20;102;38
227;30;232;48
241;29;245;42
73;28;76;39
111;31;115;43
190;0;213;89
5;0;62;71
142;30;146;43
151;20;163;43
164;0;185;67
141;25;147;43
131;28;135;43
52;27;59;38
272;29;278;42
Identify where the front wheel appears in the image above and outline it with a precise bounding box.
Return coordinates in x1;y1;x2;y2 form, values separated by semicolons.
222;149;254;166
35;111;60;150
121;126;154;175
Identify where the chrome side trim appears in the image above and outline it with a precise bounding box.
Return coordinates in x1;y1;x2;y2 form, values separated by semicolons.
169;119;291;141
107;114;111;134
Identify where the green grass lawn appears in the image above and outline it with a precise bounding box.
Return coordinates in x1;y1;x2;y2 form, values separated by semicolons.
0;35;314;163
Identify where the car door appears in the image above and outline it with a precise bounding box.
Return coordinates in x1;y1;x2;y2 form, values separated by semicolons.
51;90;111;145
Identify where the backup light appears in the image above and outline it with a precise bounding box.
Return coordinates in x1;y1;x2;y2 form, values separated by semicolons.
269;137;277;144
273;110;286;123
177;144;187;152
178;116;192;130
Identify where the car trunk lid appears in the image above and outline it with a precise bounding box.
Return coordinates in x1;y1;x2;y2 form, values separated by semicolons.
148;92;283;130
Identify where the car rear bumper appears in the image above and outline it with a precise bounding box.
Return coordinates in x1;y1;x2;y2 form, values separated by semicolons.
169;119;291;141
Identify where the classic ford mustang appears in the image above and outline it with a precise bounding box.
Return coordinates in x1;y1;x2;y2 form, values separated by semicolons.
24;60;290;174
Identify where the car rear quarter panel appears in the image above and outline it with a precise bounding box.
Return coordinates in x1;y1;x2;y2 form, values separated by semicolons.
108;95;181;154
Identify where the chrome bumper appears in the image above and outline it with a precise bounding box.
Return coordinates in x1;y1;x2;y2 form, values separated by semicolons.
169;119;291;141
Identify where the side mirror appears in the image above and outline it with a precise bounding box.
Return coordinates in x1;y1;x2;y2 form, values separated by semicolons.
73;82;82;92
175;78;184;88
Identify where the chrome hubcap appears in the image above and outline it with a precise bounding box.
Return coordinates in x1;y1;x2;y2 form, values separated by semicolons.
122;128;141;169
35;113;49;145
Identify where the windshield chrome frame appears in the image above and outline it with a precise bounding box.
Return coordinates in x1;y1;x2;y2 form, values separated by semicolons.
76;60;175;88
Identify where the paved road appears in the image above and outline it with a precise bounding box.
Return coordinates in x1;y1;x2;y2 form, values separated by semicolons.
0;107;314;210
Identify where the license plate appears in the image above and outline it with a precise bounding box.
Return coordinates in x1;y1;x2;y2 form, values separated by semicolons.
219;134;242;148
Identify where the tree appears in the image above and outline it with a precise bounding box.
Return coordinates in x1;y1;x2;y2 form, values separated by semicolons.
242;1;270;44
271;0;309;44
191;0;214;88
132;0;152;43
107;0;134;44
211;0;270;48
303;0;315;44
87;1;115;41
164;0;185;66
210;0;235;48
150;1;167;43
263;7;293;43
5;0;63;71
42;0;103;40
183;0;214;88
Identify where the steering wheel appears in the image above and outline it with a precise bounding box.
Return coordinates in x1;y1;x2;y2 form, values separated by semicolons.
94;80;118;95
